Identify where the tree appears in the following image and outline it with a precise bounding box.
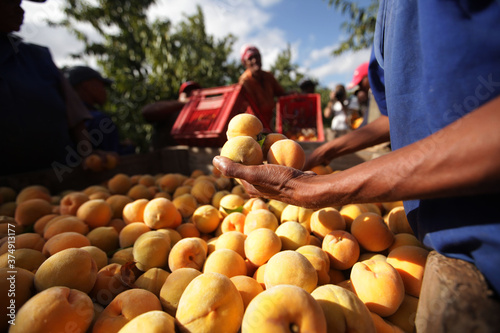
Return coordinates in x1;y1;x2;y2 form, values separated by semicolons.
51;1;239;152
325;0;379;55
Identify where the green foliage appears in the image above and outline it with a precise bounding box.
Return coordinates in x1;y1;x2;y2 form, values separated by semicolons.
50;1;239;152
325;0;379;56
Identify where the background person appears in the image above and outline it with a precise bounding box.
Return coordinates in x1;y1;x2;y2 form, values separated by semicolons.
323;84;350;140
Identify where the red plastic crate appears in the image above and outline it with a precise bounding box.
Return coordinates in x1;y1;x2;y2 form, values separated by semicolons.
275;93;325;142
171;84;269;147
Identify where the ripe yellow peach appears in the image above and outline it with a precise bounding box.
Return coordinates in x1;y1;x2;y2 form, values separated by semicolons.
127;184;154;200
59;191;89;215
88;190;111;201
231;184;250;200
41;231;91;257
280;204;314;232
138;174;156;187
311;284;376;333
35;247;97;293
267;199;288;220
43;216;89;240
386;245;429;297
244;208;279;234
267;139;306;170
172;193;198;218
135;267;170;297
242;197;268;215
143;197;182;230
86;226;120;254
133;230;171;271
33;213;57;235
264;250;318;293
76;199;113;228
203;248;247;278
296;245;331;286
322;230;360;270
80;245;108;271
192;204;222;234
350;259;405;317
15;198;53;226
226;113;263;140
244;228;281;267
230;275;264;311
176;272;244;333
218;193;245;216
15;185;51;204
381;201;404;213
172;184;193;199
351;212;394;252
119;222;151;248
117;310;176;333
122;198;148;224
190;178;216;205
310;207;346;239
275;221;310;250
176;222;201;238
10;286;93;333
309;234;323;247
107;173;133;195
0;232;45;255
359;252;388;262
339;204;369;230
210;189;230;209
220;135;264;165
110;247;134;265
261;132;287;157
168;237;207;272
242;284;327;333
93;288;162;333
386;206;414;235
157;228;182;247
159;267;202;316
82;185;109;197
90;263;130;306
220;212;246;234
157;173;183;194
0;248;46;273
388;233;426;252
215;230;246;258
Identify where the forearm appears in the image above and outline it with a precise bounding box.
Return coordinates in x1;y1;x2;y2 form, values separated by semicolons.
308;96;500;207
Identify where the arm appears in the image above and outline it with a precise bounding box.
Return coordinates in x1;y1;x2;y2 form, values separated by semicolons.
141;100;186;122
303;115;390;170
213;96;500;209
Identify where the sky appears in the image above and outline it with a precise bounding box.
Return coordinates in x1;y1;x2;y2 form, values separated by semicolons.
19;0;373;90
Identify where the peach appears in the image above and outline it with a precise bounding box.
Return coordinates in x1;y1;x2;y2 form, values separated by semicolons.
329;268;346;285
143;197;182;230
42;231;91;257
81;245;108;270
215;230;246;258
388;233;426;252
35;247;97;293
0;186;16;202
0;248;46;273
252;263;266;289
190;178;216;205
309;234;323;247
0;232;45;255
191;204;222;234
176;272;244;333
107;173;133;195
322;230;360;270
84;153;104;172
15;198;53;226
280;204;314;232
242;197;268;214
106;194;133;219
370;312;406;333
135;267;170;297
157;228;182;247
244;228;281;267
381;201;404;213
206;236;218;255
230;274;264;310
110;247;134;265
351;212;394;252
267;199;288;220
220;135;264;166
172;193;198;218
86;226;120;254
157;173;183;194
386;206;414;235
231;184;250;199
296;245;331;286
308;164;333;175
0;267;34;332
276;221;310;250
43;216;89;239
159;267;202;316
220;212;246;233
76;199;113;228
244;208;279;234
117;310;176;333
33;213;58;235
385;293;419;333
339;204;369;230
312;284;376;333
267;138;306;170
359;252;388;262
122;198;148;224
88;190;111;200
168;237;207;272
0;202;17;217
218;193;245;216
127;184;154;200
15;185;51;204
90;263;130;306
386;245;429;297
119;222;151;248
172;184;192;199
133;231;171;271
93;288;162;333
176;222;200;238
226;113;263;140
108;218;126;233
59;191;89;215
350;259;405;317
137;174;156;187
203;248;247;278
261;132;287;157
310;207;346;239
264;250;318;293
242;284;327;333
210;189;230;209
10;286;93;333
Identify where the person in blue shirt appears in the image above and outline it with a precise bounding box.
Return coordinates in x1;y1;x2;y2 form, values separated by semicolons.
213;0;500;327
0;0;92;176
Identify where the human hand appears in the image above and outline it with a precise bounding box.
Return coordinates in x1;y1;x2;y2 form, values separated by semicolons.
212;156;321;208
303;144;332;171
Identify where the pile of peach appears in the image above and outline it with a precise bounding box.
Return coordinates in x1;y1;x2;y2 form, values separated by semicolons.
0;164;429;333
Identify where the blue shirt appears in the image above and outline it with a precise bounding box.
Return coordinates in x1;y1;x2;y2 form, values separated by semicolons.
370;0;500;294
0;34;74;175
